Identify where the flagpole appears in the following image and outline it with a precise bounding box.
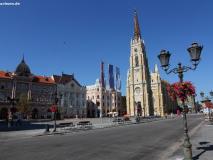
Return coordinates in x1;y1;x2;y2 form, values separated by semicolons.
99;61;104;118
100;85;102;118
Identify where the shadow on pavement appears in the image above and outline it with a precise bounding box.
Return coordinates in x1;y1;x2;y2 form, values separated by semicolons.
193;141;213;160
0;120;53;132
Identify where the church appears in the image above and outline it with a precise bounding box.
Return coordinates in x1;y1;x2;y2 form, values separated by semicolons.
126;12;177;117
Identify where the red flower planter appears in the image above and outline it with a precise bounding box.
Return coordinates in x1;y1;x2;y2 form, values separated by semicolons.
167;81;195;103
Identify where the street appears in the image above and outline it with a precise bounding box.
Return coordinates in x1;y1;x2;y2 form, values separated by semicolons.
0;115;203;160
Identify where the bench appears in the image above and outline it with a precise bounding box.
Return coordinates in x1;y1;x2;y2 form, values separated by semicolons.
77;121;92;129
112;118;124;124
58;122;74;128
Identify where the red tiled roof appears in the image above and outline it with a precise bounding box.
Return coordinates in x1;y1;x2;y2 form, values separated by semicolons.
33;75;55;84
0;71;12;79
0;70;55;84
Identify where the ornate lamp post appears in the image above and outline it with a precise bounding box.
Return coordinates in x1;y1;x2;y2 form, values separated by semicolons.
200;91;213;122
158;42;203;160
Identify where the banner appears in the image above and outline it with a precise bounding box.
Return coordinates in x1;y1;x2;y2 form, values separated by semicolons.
115;66;121;91
100;61;105;88
108;64;114;89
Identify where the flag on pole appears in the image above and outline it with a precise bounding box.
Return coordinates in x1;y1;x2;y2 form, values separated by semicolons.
100;61;105;88
115;67;121;91
108;64;114;89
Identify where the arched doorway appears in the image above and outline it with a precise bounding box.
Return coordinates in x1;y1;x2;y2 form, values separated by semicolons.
10;107;17;114
136;102;142;116
0;107;8;119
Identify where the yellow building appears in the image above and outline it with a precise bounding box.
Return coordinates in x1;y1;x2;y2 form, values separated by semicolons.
126;12;176;117
151;65;177;116
126;12;154;116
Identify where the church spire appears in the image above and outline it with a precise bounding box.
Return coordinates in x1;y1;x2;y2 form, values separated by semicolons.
133;10;141;40
154;64;159;73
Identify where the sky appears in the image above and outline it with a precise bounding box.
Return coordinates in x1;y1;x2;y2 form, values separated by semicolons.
0;0;212;100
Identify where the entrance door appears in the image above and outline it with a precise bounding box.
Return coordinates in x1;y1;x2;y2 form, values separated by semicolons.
136;102;142;116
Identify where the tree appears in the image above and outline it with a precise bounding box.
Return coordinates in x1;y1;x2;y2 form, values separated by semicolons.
121;96;127;115
17;93;31;118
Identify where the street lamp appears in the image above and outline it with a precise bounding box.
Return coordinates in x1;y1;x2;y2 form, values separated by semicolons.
158;42;203;160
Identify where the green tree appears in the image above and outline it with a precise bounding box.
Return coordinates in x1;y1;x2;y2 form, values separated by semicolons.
17;93;31;118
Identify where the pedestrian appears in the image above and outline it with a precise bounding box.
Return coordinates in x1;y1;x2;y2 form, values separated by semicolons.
177;109;180;116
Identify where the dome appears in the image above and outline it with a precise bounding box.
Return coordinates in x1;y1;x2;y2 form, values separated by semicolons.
15;57;31;76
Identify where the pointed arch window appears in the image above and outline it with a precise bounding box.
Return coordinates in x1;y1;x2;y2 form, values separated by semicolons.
135;55;139;67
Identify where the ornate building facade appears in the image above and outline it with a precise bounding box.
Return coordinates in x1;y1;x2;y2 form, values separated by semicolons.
0;57;56;119
51;73;86;118
86;79;121;117
126;12;154;116
151;64;177;116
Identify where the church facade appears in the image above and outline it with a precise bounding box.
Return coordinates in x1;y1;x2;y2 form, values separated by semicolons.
151;65;177;116
126;12;154;116
126;12;176;117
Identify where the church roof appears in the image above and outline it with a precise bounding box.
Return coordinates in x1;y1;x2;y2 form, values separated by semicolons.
15;57;31;77
133;11;141;40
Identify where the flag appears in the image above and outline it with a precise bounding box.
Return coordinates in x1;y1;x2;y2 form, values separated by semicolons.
115;66;121;91
100;61;105;88
108;64;114;89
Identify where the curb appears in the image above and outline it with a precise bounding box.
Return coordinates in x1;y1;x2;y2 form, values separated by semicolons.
159;120;205;160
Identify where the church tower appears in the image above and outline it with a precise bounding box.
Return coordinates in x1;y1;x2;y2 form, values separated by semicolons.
151;64;164;116
126;11;153;116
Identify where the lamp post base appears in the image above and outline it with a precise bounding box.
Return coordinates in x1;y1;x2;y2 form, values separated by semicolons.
183;140;192;160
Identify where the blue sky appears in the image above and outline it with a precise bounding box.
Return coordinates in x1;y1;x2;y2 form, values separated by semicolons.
0;0;212;100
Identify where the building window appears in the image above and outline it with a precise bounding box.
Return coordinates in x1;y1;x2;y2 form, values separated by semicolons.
102;95;104;99
96;101;100;106
1;85;4;89
97;95;99;99
103;102;105;107
135;55;139;67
